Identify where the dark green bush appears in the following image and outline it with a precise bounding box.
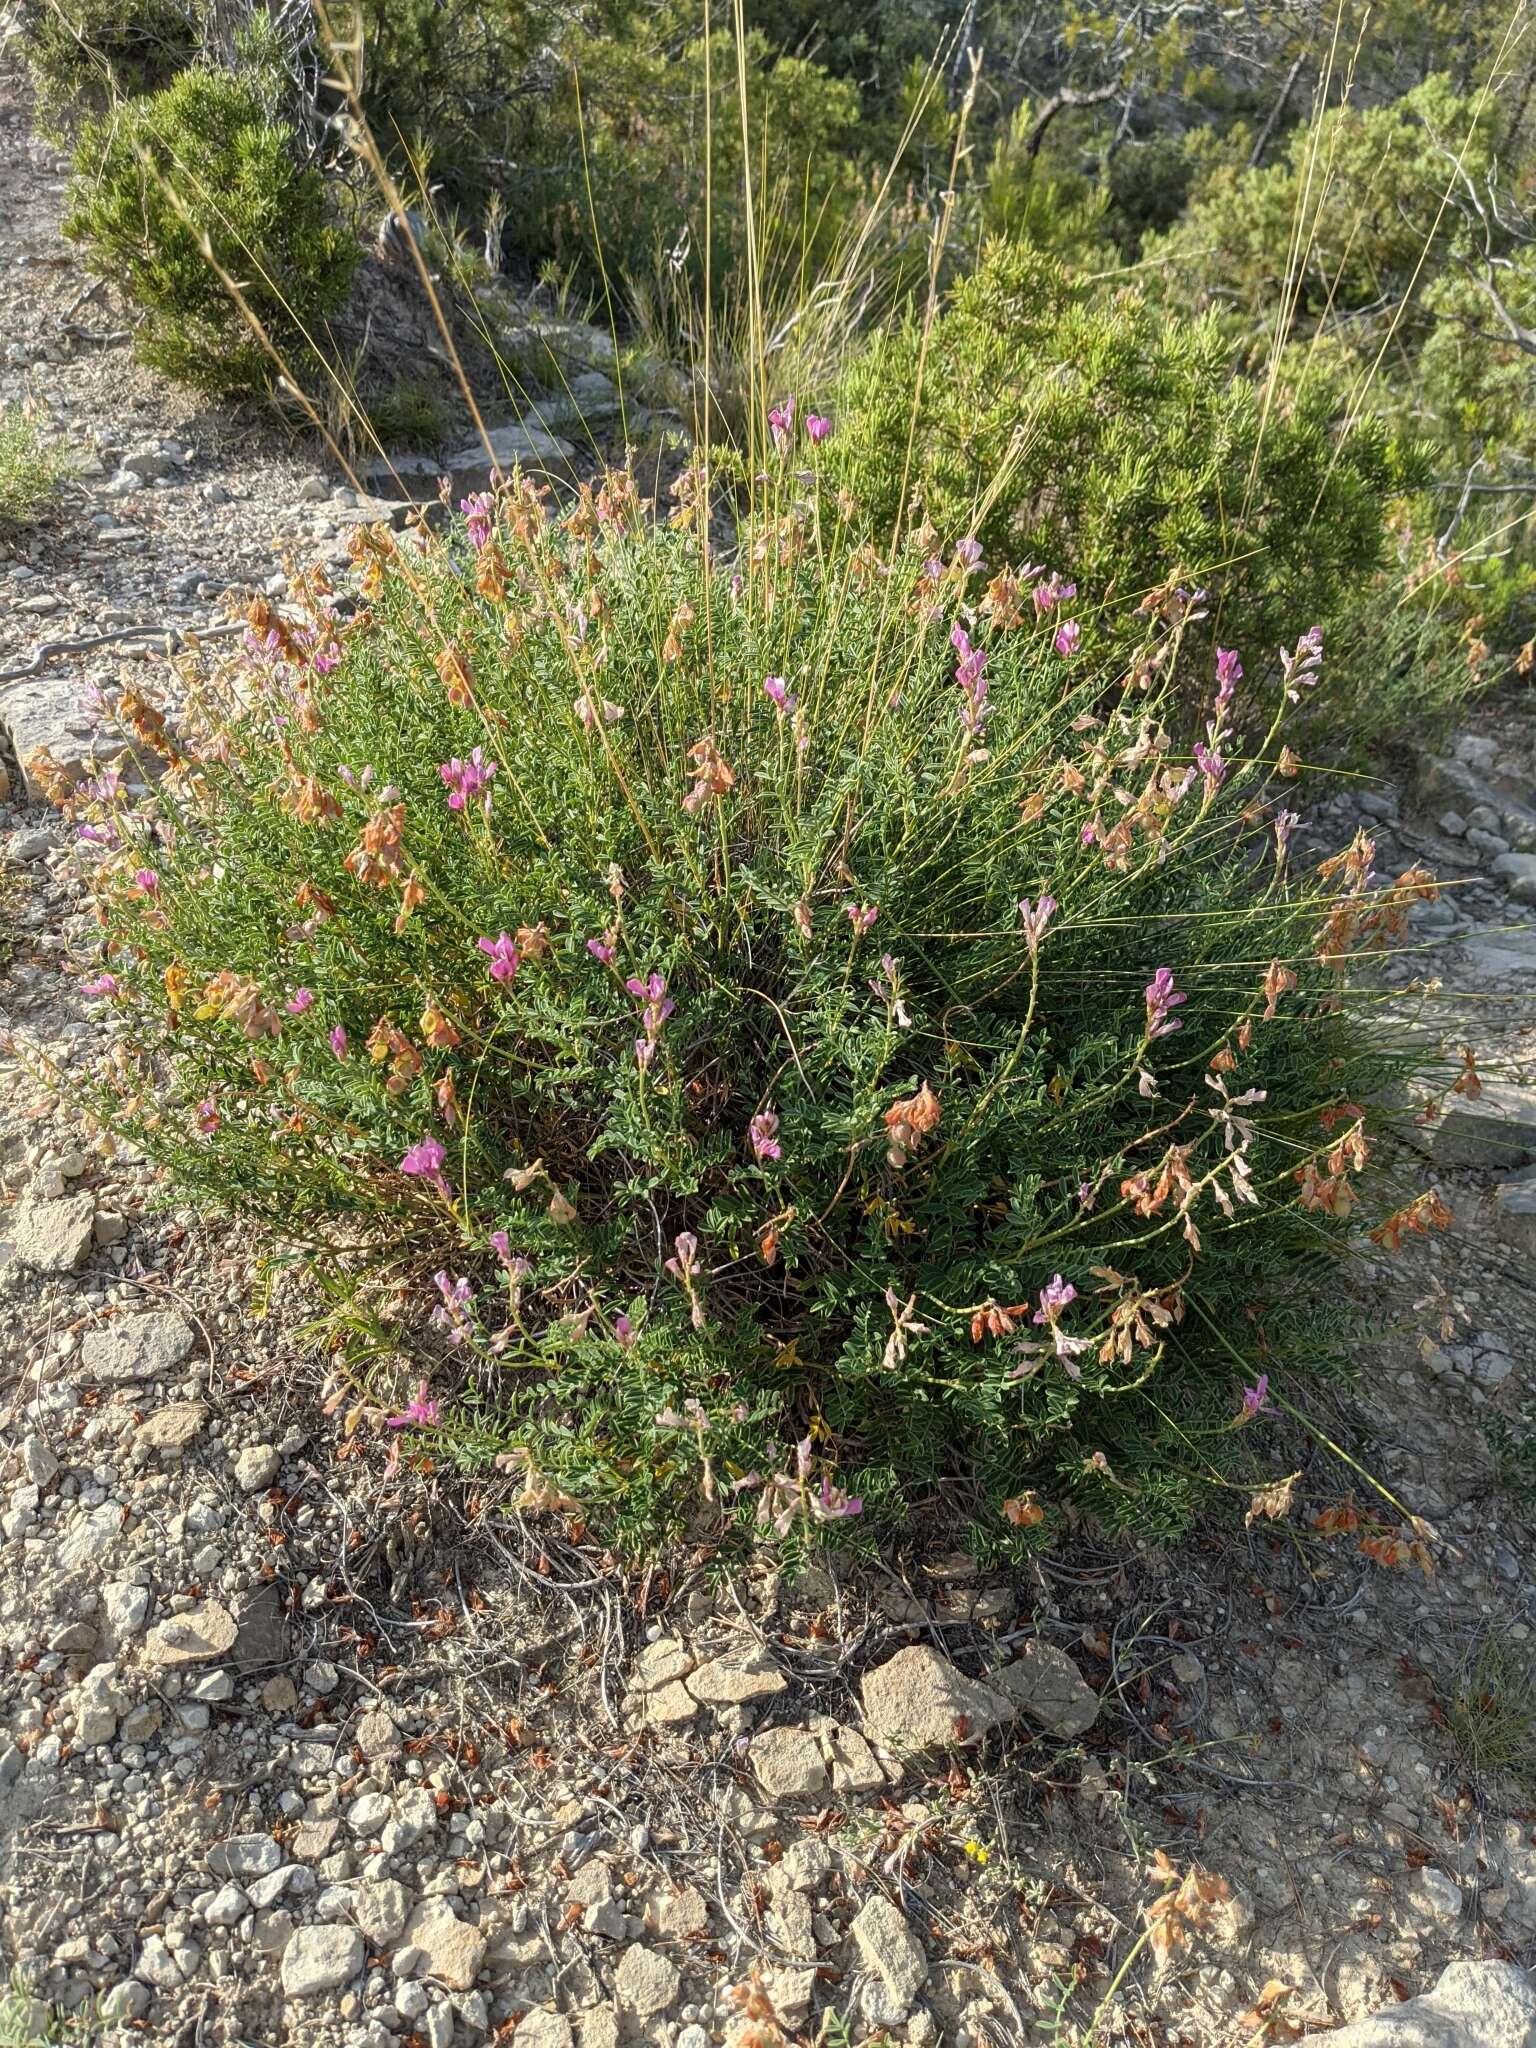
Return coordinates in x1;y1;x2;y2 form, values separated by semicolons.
79;461;1442;1552
820;241;1437;734
18;0;201;135
62;67;359;398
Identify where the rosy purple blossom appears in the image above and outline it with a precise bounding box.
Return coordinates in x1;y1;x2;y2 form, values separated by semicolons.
953;535;983;573
1018;894;1057;955
82;972;119;998
844;902;879;935
768;398;795;449
587;932;617;967
1237;1374;1272;1424
329;1024;348;1059
627;972;675;1069
385;1380;440;1430
1053;619;1081;657
1033;571;1076;616
131;868;159;896
431;1271;475;1345
763;673;796;712
1034;1275;1077;1324
286;988;314;1014
400;1135;446;1179
1215;647;1243;710
478;932;521;984
950;622;991;736
806;412;832;444
1144;966;1188;1039
440;747;497;816
614;1313;635;1349
749;1110;782;1163
460;493;493;550
1280;624;1324;702
1193;740;1227;788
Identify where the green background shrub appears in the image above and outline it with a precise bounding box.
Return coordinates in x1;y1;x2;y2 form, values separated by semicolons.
62;67;359;398
17;0;202;135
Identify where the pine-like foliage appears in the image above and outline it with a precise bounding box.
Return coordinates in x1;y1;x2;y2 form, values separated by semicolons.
79;454;1445;1552
822;242;1435;735
62;68;358;398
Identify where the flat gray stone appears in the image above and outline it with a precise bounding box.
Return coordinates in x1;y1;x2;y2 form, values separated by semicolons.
1428;1080;1536;1169
852;1895;927;2011
1494;1172;1536;1257
144;1600;237;1669
280;1923;363;1997
80;1310;196;1382
9;1193;94;1274
1311;1958;1536;2046
135;1401;207;1455
991;1641;1100;1738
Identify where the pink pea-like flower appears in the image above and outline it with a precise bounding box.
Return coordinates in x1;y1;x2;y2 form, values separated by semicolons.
1017;895;1057;955
385;1380;440;1430
1144;966;1187;1039
1033;1274;1077;1324
763;674;795;712
1032;571;1076;616
400;1136;446;1178
1053;620;1081;657
194;1096;219;1134
1193;740;1227;788
749;1110;782;1163
329;1024;348;1059
806;412;832;443
440;748;497;816
82;973;119;998
1237;1374;1272;1424
460;493;493;550
614;1313;635;1349
587;932;617;967
286;988;314;1014
768;398;796;448
1215;646;1243;709
844;902;879;935
131;868;159;896
953;535;983;572
477;932;520;984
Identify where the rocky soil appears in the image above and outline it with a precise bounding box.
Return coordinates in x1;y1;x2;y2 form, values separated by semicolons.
5;49;1536;2048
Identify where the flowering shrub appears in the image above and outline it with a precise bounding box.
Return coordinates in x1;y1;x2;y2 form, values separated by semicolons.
79;460;1440;1549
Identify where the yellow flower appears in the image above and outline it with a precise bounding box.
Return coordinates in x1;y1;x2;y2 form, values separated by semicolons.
963;1840;989;1866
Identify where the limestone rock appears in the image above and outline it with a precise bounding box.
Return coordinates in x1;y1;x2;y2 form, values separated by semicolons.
990;1641;1099;1739
686;1644;787;1706
634;1637;694;1690
136;1401;207;1455
859;1645;1015;1754
10;1194;94;1274
1426;1080;1536;1169
233;1444;280;1492
280;1923;364;1997
749;1724;829;1801
1311;1959;1536;2047
402;1898;486;1990
614;1942;680;2018
1494;1171;1536;1257
852;1894;927;2011
145;1601;237;1668
354;1880;412;1947
80;1310;196;1382
824;1723;887;1793
515;2014;574;2048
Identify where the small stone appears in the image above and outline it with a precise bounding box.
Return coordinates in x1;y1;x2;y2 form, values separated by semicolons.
1437;809;1468;837
648;1884;709;1942
10;1194;94;1274
204;1883;249;1927
634;1637;693;1690
208;1834;283;1881
686;1644;787;1706
860;1645;1015;1754
80;1310;196;1382
515;2014;574;2048
145;1600;237;1668
19;1437;59;1487
357;1707;400;1758
613;1943;679;2018
103;1582;152;1638
280;1924;364;1997
262;1675;299;1713
233;1444;281;1492
136;1401;207;1455
750;1724;829;1801
348;1790;392;1836
73;1662;129;1745
354;1880;412;1947
852;1895;927;2011
990;1641;1099;1739
645;1680;700;1727
1412;1867;1464;1923
101;1981;151;2022
824;1723;887;1794
402;1899;486;1990
1323;1958;1535;2047
1493;1174;1536;1258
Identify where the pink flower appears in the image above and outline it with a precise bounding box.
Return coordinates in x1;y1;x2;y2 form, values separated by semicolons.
950;622;990;736
131;868;159;896
806;412;832;443
329;1024;348;1058
489;1229;512;1264
763;674;795;712
1034;1274;1077;1324
286;988;314;1014
477;932;520;984
953;535;983;573
749;1110;782;1163
1053;619;1081;657
400;1135;446;1179
587;932;617;966
1032;571;1076;616
1280;624;1324;701
1237;1374;1271;1425
430;1271;475;1345
1193;740;1227;789
385;1379;440;1430
82;972;119;998
768;398;796;448
626;973;675;1067
1144;967;1187;1039
194;1096;219;1134
1215;647;1243;710
440;748;497;816
1017;894;1057;955
844;902;879;935
460;493;493;550
614;1313;635;1348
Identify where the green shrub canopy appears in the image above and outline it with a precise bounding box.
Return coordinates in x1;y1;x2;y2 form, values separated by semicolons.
63;67;358;397
82;452;1442;1550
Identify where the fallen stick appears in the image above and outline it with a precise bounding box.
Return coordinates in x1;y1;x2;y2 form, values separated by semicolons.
0;620;248;689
